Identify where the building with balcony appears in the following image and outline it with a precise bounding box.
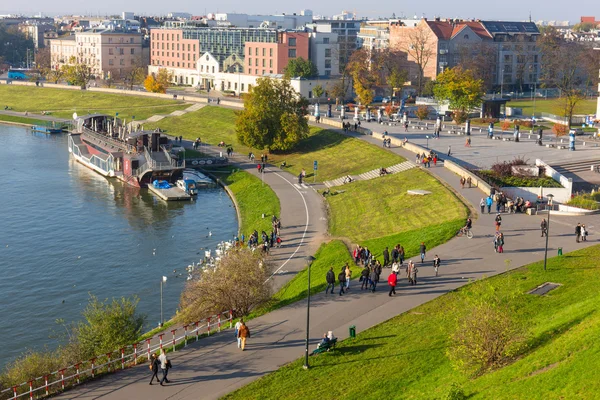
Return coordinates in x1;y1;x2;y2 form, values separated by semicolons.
308;19;361;70
308;30;339;76
244;32;309;76
357;22;390;51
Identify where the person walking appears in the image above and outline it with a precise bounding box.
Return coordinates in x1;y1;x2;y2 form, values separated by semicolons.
408;261;418;285
149;353;160;385
495;213;502;232
234;318;244;348
575;223;582;243
497;232;505;253
460;176;466;189
369;266;379;292
541;219;548;237
433;255;441;277
388;271;397;296
360;265;370;290
338;269;346;295
582;224;588;241
466;176;472;188
447;145;452;156
383;246;390;267
419;242;426;263
344;264;352;291
237;320;250;351
399;245;405;264
480;198;486;213
325;267;336;295
486;196;493;214
158;349;170;386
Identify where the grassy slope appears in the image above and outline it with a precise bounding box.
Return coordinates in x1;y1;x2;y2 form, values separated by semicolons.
224;245;600;400
508;98;597;117
211;168;280;239
149;106;405;182
325;169;467;243
0;114;52;126
0;85;188;120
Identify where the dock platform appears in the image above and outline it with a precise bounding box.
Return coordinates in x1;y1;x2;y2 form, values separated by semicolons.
147;185;192;201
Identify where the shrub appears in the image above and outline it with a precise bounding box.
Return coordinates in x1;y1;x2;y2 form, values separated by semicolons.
490;156;529;178
445;383;468;400
416;105;429;120
178;248;273;322
567;193;600;210
472;117;499;124
501;121;511;131
452;110;468;124
517;119;533;128
552;123;568;136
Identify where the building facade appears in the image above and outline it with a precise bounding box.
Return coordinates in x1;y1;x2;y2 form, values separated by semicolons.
20;23;56;48
309;31;339;76
50;29;144;79
308;19;361;70
245;32;309;76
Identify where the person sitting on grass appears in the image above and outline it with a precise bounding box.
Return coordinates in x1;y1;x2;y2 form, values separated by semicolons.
318;333;330;349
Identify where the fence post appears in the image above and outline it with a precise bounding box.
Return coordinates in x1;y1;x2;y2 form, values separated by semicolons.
106;353;112;373
229;310;233;328
183;325;188;347
207;317;211;336
44;375;49;396
121;348;125;370
60;369;65;390
13;386;17;399
171;329;176;352
29;380;33;400
75;363;81;384
195;321;199;341
91;358;96;378
146;339;151;361
133;343;138;365
159;334;164;349
218;314;221;332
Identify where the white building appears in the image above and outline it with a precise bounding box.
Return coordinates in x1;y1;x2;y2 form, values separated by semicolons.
213;10;313;29
308;31;340;76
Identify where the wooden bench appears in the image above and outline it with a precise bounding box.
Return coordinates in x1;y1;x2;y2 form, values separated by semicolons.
311;338;338;355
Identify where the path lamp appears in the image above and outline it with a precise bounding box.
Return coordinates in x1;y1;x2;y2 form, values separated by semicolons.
160;276;167;327
426;135;429;149
543;194;554;271
303;255;316;370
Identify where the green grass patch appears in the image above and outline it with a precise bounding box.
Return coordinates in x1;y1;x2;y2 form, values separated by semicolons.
0;114;52;126
508;98;597;117
0;85;188;120
566;192;600;210
325;169;467;242
149;107;406;182
211;167;280;238
224;244;600;400
477;170;562;188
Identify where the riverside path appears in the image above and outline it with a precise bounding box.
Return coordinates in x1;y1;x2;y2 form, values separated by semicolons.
52;129;600;400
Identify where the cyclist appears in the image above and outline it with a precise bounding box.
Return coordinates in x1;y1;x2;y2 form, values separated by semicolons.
462;218;472;233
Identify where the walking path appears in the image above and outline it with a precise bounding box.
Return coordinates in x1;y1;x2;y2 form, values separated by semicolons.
323;160;415;188
52;124;600;400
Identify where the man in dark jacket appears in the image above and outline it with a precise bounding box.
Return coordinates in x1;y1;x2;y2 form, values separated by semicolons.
360;266;370;290
382;247;390;267
575;223;582;243
325;267;335;295
149;353;160;385
337;269;346;296
369;268;379;292
391;246;399;263
419;242;427;263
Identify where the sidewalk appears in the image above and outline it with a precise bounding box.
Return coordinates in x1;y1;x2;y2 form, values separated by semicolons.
52;127;600;400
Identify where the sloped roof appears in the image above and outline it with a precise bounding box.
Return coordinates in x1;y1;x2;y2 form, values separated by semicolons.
426;20;491;40
454;21;492;39
425;20;454;39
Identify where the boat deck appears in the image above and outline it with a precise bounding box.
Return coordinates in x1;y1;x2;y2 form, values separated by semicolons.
147;185;192;201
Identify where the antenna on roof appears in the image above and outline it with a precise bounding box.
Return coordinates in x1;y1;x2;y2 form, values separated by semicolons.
529;12;532;23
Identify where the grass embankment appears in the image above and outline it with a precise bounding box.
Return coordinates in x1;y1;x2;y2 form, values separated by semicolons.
210;167;280;239
0;114;52;126
148;106;406;182
225;245;600;400
476;170;562;188
0;85;188;120
508;98;597;116
325;169;467;259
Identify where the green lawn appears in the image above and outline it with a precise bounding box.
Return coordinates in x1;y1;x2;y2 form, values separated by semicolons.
0;114;52;126
508;98;597;117
325;169;467;243
210;167;280;239
224;244;600;400
149;106;406;182
0;85;188;120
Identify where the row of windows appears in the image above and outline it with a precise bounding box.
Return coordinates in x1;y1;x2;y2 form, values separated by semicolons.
151;42;197;52
108;58;135;66
106;37;135;44
108;48;134;55
247;58;274;68
152;32;181;41
248;47;274;57
151;59;194;69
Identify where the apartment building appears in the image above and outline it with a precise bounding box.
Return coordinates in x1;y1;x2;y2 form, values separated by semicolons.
50;29;144;79
20;23;56;48
357;21;390;51
309;30;339;76
245;32;309;76
308;19;361;69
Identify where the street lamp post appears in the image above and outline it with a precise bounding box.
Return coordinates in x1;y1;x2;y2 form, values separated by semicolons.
160;276;167;327
303;255;316;370
426;135;429;149
543;194;554;271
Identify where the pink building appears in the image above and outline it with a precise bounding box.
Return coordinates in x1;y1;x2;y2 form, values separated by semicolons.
245;32;309;76
150;28;199;70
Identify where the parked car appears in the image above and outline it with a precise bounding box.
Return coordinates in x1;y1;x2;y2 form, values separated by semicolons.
382;97;391;103
372;96;384;103
572;128;584;136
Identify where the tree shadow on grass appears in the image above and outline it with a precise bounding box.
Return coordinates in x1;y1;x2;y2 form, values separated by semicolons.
315;345;447;367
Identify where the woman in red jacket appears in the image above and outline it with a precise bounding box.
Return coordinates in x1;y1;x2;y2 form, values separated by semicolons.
388;271;398;297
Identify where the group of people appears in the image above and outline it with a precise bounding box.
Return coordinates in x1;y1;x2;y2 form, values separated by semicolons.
416;151;438;168
479;193;533;215
149;349;172;386
241;215;282;253
192;137;202;150
342;121;361;133
575;223;589;243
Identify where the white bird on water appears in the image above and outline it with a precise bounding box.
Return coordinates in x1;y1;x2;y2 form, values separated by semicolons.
208;231;212;237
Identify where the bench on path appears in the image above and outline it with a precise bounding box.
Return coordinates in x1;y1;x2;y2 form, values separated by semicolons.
311;338;337;355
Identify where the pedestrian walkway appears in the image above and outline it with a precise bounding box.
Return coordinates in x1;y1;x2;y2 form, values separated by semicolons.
323;161;415;188
52;124;600;400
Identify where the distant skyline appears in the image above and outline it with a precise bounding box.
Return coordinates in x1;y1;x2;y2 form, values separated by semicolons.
0;0;596;23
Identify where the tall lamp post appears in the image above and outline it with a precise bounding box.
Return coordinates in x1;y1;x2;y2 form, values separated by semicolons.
160;276;167;327
303;255;316;370
543;194;554;271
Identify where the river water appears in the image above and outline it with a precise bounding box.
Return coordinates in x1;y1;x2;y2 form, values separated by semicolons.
0;125;237;367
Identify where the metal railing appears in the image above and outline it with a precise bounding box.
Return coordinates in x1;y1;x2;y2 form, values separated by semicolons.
0;310;234;400
81;128;133;153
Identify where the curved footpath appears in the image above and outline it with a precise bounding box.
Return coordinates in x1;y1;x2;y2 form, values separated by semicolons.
6;110;599;399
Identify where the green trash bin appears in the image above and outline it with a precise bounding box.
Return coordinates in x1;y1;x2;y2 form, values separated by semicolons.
349;325;356;338
558;247;563;256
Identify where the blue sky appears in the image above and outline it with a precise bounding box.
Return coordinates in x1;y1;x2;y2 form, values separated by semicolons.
1;1;594;23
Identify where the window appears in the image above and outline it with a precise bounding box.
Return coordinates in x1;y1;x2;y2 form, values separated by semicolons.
269;59;272;67
130;48;135;55
262;70;265;75
323;37;329;44
177;44;179;50
212;66;215;73
262;59;265;67
119;48;124;55
262;48;265;56
288;49;296;58
131;59;135;65
255;59;258;66
177;62;180;67
269;48;273;57
325;60;331;68
108;59;114;65
269;70;273;74
463;34;469;40
187;44;190;51
248;46;252;55
255;48;258;56
241;83;244;91
130;38;133;43
120;59;125;65
248;58;252;65
109;48;114;55
324;70;331;76
288;37;296;46
325;48;331;57
161;33;164;40
108;38;113;43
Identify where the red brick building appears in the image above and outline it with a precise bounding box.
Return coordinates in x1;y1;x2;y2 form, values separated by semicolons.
244;32;309;76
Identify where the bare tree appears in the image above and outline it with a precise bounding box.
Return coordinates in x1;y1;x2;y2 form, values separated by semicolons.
177;248;273;322
123;56;147;90
405;24;435;96
455;43;497;91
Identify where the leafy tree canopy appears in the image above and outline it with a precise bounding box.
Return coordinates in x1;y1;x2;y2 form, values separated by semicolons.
283;57;318;79
433;67;484;114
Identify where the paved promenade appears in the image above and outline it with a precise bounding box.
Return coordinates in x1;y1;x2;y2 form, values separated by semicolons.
53;131;600;400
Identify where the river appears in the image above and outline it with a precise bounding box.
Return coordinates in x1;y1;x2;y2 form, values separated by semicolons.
0;124;238;368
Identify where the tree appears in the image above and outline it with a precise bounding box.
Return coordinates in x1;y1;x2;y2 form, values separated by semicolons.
387;67;408;99
573;22;596;32
455;43;497;91
75;294;145;359
433;67;484;121
0;24;34;65
177;248;273;322
405;24;435;95
329;78;347;104
346;48;378;107
236;77;309;151
62;56;92;88
123;57;147;90
35;47;51;70
312;84;324;99
283;57;318;79
416;105;429;120
144;68;172;93
46;68;65;84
